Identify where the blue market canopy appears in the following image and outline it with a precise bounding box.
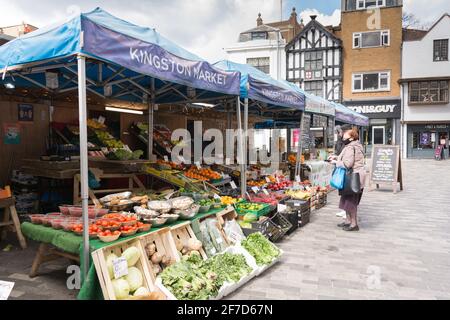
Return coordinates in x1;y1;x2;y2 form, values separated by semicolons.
213;60;305;111
281;80;335;117
0;8;241;104
333;102;369;126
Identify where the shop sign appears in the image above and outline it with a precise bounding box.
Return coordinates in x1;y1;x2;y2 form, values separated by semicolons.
344;100;401;119
424;124;449;130
3;123;21;145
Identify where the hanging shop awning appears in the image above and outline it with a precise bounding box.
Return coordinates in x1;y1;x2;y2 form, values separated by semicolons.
0;7;241;102
350;108;369;127
213;60;305;111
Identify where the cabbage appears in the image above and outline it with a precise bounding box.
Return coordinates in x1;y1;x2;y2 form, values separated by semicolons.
125;267;143;292
134;286;150;297
112;278;130;300
121;246;140;267
106;253;119;279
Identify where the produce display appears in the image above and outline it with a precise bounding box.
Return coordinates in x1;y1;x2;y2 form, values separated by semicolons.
285;189;311;200
220;196;239;206
160;251;252;300
144;242;174;277
105;246;150;300
241;232;281;266
87;118;107;130
184;167;221;182
107;149;143;161
235;202;265;213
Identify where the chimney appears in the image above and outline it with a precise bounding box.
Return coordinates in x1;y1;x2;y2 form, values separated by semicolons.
257;13;263;26
310;15;317;21
290;7;298;24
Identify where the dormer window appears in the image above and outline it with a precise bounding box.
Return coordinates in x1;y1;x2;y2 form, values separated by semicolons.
251;32;268;40
356;0;386;10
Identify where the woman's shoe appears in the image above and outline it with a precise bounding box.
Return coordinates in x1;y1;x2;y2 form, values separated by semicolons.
343;225;359;232
337;222;350;228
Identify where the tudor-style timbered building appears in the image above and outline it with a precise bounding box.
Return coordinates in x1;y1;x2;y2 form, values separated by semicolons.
286;15;343;102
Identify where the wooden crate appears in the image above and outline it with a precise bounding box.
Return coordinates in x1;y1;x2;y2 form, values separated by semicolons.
170;221;208;260
92;238;157;300
216;207;238;246
139;228;179;278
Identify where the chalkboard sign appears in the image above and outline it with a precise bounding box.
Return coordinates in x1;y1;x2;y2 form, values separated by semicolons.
369;145;403;193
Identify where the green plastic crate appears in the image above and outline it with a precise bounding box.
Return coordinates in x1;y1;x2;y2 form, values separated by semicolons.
234;201;272;217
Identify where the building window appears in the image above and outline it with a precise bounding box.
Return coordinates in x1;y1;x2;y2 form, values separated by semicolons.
251;32;268;40
304;51;323;80
433;39;449;61
304;81;323;97
356;0;386;9
247;57;270;74
409;81;449;104
353;30;390;48
352;71;390;92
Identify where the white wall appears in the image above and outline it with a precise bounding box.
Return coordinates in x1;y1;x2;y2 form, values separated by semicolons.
225;39;286;81
402;15;450;79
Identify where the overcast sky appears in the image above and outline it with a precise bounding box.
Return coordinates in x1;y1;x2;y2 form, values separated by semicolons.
0;0;449;62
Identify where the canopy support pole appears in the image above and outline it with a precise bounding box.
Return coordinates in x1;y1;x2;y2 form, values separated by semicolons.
295;111;305;179
236;97;245;198
243;98;249;196
77;55;90;283
148;78;155;161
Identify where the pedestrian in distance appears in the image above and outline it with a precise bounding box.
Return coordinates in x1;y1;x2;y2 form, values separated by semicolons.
329;126;365;231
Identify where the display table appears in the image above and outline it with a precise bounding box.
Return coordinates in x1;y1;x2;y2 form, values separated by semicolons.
21;207;230;300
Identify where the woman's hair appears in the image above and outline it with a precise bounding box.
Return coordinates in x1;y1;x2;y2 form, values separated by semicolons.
348;127;359;140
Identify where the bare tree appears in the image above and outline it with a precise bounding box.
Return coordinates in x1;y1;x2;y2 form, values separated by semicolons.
402;12;427;30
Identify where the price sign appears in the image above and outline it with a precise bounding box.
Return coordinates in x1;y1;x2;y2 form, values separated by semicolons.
213;193;221;200
163;155;169;162
277;204;287;213
262;188;270;196
251;186;259;194
230;181;237;189
97;116;106;125
112;257;129;280
265;177;271;183
295;176;301;183
0;281;14;300
178;155;186;163
276;176;280;183
195;161;201;170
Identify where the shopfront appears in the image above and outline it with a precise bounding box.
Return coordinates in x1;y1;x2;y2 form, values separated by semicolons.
344;99;401;155
406;124;450;159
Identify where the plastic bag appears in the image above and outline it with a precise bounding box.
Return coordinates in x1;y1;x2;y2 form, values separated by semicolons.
330;167;346;190
206;218;228;253
199;221;217;257
148;200;172;213
167;196;194;210
223;219;246;245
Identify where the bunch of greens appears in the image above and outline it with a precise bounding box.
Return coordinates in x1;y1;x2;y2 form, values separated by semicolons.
197;199;214;206
202;252;252;287
160;253;220;300
160;251;252;300
241;232;281;266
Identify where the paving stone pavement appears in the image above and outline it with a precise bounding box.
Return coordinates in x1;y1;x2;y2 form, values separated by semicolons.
0;159;449;300
227;159;450;300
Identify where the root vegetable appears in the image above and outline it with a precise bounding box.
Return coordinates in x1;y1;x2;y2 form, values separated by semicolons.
152;264;161;275
161;255;170;266
151;252;163;264
146;243;156;257
187;238;202;251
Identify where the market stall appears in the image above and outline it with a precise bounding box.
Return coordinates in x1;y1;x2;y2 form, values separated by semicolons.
0;7;242;284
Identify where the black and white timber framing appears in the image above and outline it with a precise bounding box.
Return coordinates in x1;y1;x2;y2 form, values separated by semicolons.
285;15;343;102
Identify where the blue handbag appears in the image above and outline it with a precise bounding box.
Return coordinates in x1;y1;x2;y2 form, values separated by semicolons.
330;167;346;190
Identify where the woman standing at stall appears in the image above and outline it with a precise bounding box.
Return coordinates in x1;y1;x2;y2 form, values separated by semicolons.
332;126;365;232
